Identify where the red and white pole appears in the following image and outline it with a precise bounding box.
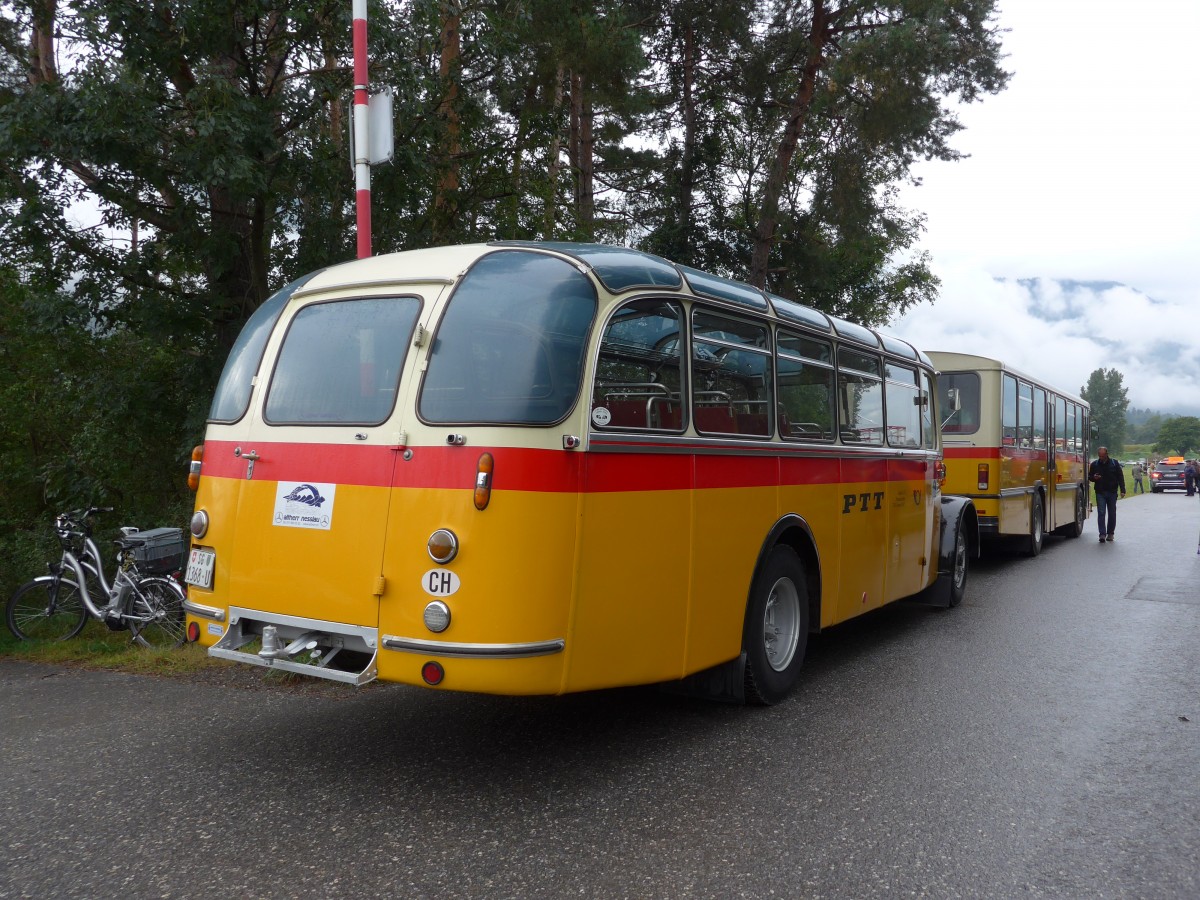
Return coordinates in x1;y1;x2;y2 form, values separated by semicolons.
352;0;371;258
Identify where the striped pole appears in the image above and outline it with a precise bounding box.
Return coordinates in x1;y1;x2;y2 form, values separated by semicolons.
352;0;371;258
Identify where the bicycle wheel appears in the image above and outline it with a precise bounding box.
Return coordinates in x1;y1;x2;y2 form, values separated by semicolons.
6;576;89;641
127;576;186;649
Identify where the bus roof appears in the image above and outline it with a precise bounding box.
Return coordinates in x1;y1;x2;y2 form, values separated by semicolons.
925;351;1088;406
294;241;927;363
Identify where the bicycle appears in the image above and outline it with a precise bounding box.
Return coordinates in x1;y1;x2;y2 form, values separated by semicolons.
6;507;187;648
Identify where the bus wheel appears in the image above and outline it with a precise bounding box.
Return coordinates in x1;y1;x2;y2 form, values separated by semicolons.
948;521;969;608
1063;488;1086;539
1025;494;1044;557
743;546;808;706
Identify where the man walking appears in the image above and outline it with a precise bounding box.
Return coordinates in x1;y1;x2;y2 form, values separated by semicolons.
1132;461;1145;494
1089;446;1126;542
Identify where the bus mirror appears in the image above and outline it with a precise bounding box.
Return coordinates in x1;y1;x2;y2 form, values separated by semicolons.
948;388;961;413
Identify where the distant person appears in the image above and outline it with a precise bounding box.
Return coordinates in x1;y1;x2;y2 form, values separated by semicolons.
1089;446;1126;542
1132;462;1145;494
1187;461;1196;497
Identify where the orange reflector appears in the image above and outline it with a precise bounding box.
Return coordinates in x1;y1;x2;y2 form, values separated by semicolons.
187;444;204;491
186;621;200;643
977;463;989;491
474;452;494;510
422;661;445;685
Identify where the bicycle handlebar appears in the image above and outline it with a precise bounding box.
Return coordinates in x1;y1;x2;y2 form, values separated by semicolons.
54;507;114;541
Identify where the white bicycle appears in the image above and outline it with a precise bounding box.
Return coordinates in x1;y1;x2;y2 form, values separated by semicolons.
5;507;187;648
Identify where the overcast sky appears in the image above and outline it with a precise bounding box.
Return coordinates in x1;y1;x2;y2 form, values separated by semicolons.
889;0;1200;414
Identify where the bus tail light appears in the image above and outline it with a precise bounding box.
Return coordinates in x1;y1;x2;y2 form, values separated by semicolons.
422;661;445;685
187;444;204;491
474;452;494;509
978;463;990;491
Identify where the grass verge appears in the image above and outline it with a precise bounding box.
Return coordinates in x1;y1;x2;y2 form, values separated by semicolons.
0;619;224;675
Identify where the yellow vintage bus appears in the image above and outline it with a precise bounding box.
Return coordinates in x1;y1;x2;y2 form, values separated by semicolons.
926;352;1089;556
182;243;977;704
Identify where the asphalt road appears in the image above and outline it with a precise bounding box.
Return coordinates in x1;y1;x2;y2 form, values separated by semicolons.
2;491;1198;899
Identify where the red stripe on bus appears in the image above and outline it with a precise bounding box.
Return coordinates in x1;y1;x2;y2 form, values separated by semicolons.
943;447;1001;459
200;440;936;494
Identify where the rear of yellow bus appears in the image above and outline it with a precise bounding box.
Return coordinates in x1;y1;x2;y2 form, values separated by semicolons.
183;246;600;694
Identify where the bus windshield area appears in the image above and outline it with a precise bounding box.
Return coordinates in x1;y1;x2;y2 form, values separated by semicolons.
419;250;597;425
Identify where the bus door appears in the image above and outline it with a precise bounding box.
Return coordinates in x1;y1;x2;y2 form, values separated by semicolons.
223;294;423;630
1047;394;1062;528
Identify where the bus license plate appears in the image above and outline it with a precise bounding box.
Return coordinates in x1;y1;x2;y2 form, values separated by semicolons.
185;548;215;589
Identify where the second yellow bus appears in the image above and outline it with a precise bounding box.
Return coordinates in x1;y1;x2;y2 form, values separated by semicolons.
928;352;1089;555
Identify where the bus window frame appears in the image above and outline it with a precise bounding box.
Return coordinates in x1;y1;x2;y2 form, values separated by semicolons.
591;296;689;434
776;327;836;443
836;347;884;446
690;306;774;439
262;294;423;428
883;361;922;449
416;248;599;428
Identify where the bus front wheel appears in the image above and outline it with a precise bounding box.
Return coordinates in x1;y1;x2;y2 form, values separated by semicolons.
743;546;809;706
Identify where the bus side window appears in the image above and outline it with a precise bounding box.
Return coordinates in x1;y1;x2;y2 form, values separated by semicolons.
884;362;921;448
920;371;937;449
691;311;773;437
837;349;883;445
777;330;834;441
592;299;686;432
1002;374;1018;447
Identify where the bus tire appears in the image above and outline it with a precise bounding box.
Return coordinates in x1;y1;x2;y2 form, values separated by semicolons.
1026;494;1044;557
948;520;969;608
743;545;808;706
1063;488;1086;539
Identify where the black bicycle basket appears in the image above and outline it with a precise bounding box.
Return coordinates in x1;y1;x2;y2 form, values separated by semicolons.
129;527;186;574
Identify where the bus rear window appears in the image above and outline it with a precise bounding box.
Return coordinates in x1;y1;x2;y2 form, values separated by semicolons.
940;372;981;435
264;296;420;425
419;250;597;425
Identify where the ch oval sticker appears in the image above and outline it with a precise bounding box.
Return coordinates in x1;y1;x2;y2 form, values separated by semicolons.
422;568;461;597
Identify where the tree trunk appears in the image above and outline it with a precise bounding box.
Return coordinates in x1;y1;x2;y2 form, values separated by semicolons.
433;2;462;242
678;24;698;255
543;64;566;238
28;0;58;85
748;2;829;289
568;72;595;239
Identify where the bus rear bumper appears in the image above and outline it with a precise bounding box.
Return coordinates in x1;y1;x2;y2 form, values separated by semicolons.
209;607;379;686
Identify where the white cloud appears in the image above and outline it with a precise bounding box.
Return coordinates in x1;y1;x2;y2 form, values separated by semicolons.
888;263;1200;414
886;0;1200;415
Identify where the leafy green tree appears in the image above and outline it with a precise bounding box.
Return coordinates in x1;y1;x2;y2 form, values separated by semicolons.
1127;409;1166;445
733;1;1009;325
1081;368;1130;454
1154;416;1200;458
0;267;194;598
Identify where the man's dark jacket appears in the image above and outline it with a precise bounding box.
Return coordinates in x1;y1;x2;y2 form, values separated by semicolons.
1089;457;1126;494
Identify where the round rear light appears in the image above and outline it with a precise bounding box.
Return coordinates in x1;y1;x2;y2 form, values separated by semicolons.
422;661;445;685
189;509;209;539
423;601;451;633
427;529;458;563
187;621;200;642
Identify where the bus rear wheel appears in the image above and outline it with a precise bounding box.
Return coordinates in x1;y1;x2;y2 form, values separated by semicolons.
1063;487;1086;538
1026;494;1044;557
743;546;808;706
